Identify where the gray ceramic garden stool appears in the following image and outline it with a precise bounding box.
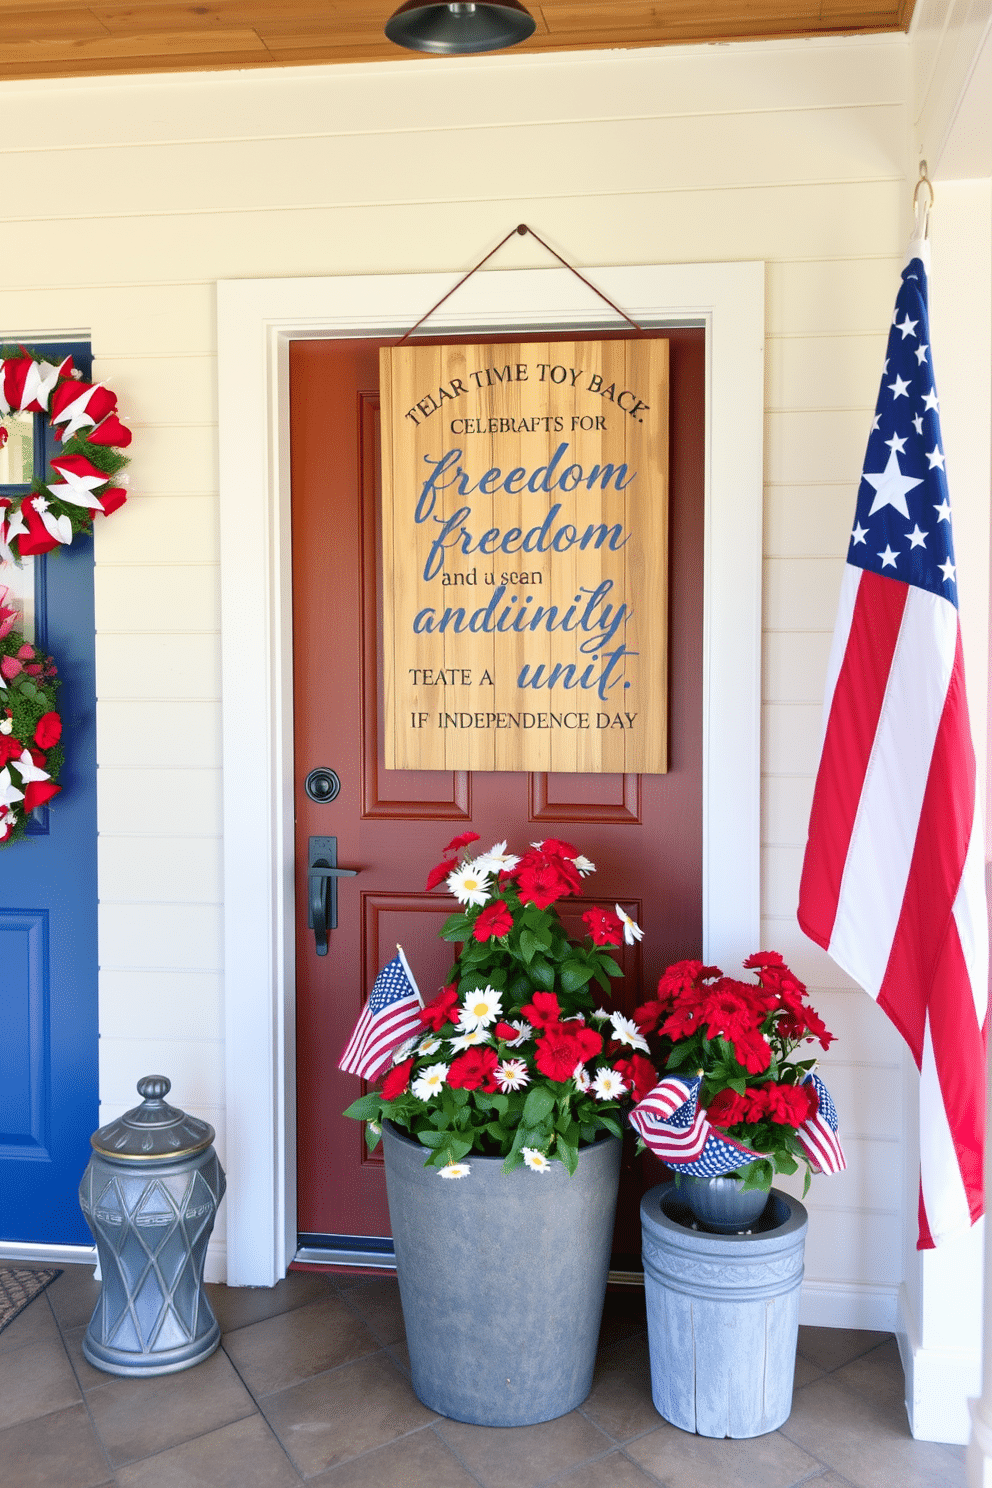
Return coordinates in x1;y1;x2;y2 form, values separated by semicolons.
640;1181;808;1438
79;1076;226;1377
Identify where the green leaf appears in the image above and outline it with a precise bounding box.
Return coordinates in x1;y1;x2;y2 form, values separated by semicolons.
560;960;595;993
518;928;538;964
343;1093;382;1121
444;1136;473;1162
529;957;555;990
556;1135;579;1176
416;1130;451;1149
522;1086;555;1125
596;1116;623;1139
440;912;474;939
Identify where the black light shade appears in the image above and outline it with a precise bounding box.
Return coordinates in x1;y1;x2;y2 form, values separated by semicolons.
385;1;536;55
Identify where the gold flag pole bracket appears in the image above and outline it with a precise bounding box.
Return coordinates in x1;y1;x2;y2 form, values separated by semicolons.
913;160;934;238
394;223;646;345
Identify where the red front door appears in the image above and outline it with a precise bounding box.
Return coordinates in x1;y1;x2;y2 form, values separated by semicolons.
290;329;704;1262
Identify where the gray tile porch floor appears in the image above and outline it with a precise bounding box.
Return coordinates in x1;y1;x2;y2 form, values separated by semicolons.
0;1262;968;1488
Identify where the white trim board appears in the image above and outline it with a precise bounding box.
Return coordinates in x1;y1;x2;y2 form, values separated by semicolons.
216;261;765;1288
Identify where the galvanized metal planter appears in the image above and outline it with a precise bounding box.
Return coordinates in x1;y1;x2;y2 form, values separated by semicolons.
641;1180;808;1438
79;1076;226;1377
383;1120;621;1427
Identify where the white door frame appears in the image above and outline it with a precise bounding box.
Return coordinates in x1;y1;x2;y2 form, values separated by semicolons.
217;261;765;1286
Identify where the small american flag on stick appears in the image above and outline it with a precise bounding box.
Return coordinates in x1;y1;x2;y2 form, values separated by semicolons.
629;1075;763;1177
796;1071;846;1176
338;946;423;1083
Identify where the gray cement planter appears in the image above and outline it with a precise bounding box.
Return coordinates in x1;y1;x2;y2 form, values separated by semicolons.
383;1121;621;1426
641;1181;808;1437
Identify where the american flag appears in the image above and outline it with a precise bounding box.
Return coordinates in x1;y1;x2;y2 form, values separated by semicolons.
338;946;423;1082
629;1075;762;1176
796;1071;846;1176
798;235;988;1248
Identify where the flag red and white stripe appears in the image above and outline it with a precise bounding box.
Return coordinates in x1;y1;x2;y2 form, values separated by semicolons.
798;237;988;1246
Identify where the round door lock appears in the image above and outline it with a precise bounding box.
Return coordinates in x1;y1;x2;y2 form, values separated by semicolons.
304;768;341;803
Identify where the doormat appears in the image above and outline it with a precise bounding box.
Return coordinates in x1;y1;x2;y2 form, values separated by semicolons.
0;1266;62;1336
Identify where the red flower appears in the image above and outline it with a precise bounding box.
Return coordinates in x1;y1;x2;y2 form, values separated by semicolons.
0;735;22;769
510;844;583;906
659;1003;700;1041
534;838;580;859
763;1082;818;1126
34;712;62;749
706;1088;751;1128
447;1046;499;1093
418;984;460;1031
633;1000;664;1035
516;862;572;909
472;901;514;942
582;906;624;946
697;983;756;1043
24;780;60;812
381;1059;414;1100
520;991;561;1030
613;1053;656;1102
534;1023;602;1082
425;859;452;891
729;1027;773;1076
444;832;480;855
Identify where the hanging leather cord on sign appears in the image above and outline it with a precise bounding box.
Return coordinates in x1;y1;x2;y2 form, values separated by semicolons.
395;224;646;344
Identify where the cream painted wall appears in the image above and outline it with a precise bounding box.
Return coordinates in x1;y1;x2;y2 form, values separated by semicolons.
0;32;946;1309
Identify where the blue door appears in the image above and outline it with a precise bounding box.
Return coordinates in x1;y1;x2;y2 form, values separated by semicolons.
0;340;99;1246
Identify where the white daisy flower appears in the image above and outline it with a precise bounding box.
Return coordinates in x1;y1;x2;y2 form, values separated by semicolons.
458;985;503;1031
609;1011;651;1054
449;1027;491;1052
417;1035;442;1057
572;855;596;876
590;1007;611;1023
438;1162;471;1179
615;905;644;945
591;1068;628;1101
367;1120;382;1136
522;1147;553;1173
391;1035;419;1065
573;1064;591;1093
0;718;11;734
474;840;521;875
411;1062;449;1100
495;1058;530;1092
447;860;493;907
498;1019;532;1047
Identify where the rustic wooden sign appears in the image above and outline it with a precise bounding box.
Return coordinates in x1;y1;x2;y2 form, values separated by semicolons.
379;338;669;773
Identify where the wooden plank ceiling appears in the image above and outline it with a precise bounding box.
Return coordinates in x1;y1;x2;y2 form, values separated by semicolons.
0;0;917;83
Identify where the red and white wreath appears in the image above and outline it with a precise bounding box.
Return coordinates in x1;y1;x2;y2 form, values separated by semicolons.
0;345;131;562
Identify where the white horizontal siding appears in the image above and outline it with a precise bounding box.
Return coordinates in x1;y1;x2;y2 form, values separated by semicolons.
0;31;930;1304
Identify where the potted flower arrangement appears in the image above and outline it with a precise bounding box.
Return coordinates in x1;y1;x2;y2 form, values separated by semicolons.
630;952;844;1229
630;954;845;1439
343;831;653;1427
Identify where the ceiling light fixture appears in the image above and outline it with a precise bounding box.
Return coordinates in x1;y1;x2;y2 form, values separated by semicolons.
384;1;536;55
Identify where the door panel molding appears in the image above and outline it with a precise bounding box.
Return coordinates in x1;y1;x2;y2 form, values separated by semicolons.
218;262;764;1287
529;772;642;824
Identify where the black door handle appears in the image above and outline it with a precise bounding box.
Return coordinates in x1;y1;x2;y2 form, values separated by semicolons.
307;837;358;956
